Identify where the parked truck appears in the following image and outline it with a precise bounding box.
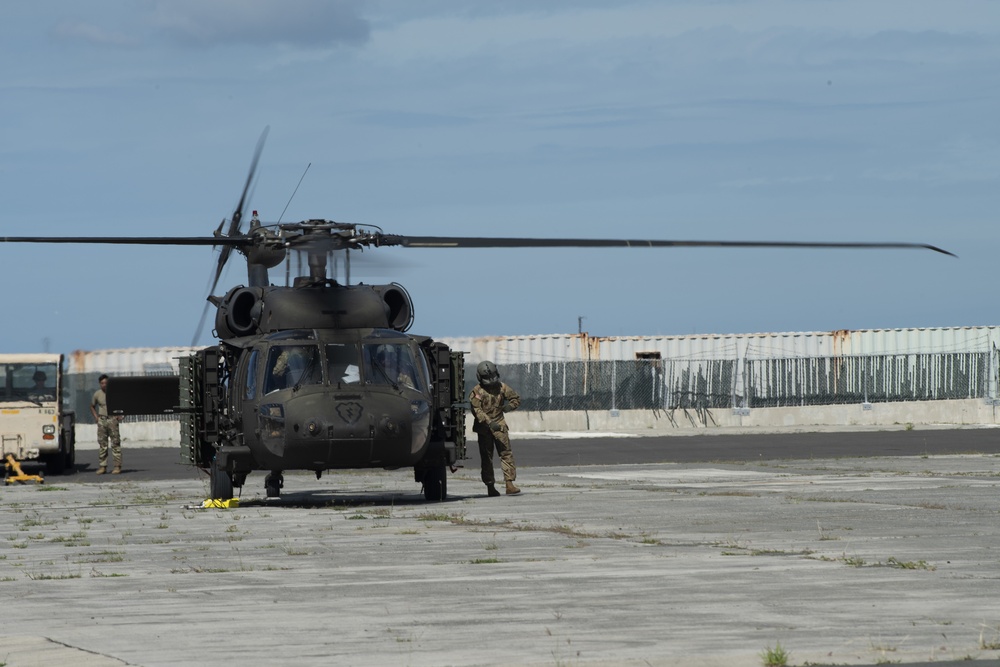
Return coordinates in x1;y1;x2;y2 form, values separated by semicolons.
1;353;75;476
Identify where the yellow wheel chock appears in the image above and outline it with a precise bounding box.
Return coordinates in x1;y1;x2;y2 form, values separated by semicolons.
4;454;44;484
202;498;239;508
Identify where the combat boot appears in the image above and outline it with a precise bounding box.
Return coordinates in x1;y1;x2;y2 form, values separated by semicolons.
486;483;501;497
505;481;521;495
95;467;106;475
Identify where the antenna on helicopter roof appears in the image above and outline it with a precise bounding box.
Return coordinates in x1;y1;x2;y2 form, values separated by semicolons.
280;163;311;287
278;163;311;225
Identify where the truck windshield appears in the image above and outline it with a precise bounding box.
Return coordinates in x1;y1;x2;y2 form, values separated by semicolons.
1;362;58;402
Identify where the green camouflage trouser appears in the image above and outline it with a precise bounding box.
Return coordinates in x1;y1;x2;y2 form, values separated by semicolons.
477;427;516;485
97;417;122;469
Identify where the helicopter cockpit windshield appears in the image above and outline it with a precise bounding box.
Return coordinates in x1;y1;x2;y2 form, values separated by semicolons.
326;342;361;386
363;341;427;392
264;344;321;393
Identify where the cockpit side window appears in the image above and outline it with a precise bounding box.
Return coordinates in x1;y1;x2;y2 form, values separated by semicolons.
326;343;360;386
264;345;321;394
363;343;423;391
245;349;259;400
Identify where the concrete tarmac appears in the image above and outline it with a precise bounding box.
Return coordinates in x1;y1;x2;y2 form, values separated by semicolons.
3;433;1000;666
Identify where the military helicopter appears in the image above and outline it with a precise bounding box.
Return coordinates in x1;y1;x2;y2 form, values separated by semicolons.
0;130;955;501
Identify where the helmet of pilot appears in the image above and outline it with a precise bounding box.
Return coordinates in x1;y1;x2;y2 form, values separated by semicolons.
476;360;501;388
376;345;397;365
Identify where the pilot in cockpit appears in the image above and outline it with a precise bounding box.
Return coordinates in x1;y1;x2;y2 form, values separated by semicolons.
372;345;416;389
266;346;319;392
27;370;54;400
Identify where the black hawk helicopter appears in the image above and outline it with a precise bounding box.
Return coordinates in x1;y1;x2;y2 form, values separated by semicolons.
0;131;955;501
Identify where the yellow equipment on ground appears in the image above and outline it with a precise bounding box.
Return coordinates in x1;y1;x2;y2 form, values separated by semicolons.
4;454;44;484
202;498;239;508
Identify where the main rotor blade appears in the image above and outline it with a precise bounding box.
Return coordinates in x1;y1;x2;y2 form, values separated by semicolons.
229;126;270;238
213;126;270;286
388;236;957;257
192;127;270;347
0;236;250;246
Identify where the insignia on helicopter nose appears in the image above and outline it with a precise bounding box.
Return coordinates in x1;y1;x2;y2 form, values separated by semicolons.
337;402;363;425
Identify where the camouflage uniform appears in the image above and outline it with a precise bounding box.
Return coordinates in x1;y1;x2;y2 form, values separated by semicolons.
91;385;122;473
469;381;521;489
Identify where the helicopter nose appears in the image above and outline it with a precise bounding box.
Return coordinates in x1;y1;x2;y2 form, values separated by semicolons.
379;415;399;436
277;392;429;468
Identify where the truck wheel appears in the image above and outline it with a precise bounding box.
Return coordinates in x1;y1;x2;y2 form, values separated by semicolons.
45;453;66;476
422;465;447;502
210;459;234;500
63;431;76;471
46;430;75;476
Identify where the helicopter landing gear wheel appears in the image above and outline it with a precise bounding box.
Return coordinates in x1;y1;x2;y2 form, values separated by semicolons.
265;471;283;498
422;465;447;502
210;459;234;500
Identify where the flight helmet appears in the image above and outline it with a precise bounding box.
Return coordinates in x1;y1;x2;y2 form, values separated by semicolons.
476;360;501;388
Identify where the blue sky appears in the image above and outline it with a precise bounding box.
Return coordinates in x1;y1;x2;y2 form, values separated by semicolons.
2;1;998;352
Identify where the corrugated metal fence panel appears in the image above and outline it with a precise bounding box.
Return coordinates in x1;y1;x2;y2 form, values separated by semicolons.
67;347;205;375
837;327;998;356
440;326;1000;364
441;332;761;364
439;335;587;364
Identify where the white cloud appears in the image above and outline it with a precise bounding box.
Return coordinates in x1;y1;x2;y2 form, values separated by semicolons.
366;0;1000;65
149;0;370;47
53;21;140;48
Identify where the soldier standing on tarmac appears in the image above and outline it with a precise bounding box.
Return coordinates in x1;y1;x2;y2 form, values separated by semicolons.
469;360;522;496
90;374;122;474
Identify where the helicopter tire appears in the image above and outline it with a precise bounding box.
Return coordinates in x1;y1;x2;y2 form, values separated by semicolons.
210;459;234;500
265;472;283;498
422;465;447;502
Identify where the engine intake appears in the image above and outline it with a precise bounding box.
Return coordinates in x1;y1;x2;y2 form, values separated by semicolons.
377;283;414;332
215;286;263;339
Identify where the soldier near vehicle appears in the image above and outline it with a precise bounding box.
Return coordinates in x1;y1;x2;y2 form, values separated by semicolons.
90;374;122;475
469;360;522;496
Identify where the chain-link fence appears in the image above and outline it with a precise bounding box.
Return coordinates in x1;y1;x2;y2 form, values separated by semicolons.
743;352;990;407
471;351;994;412
490;359;737;411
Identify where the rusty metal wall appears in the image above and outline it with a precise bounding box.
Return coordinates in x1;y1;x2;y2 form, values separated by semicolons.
439;326;1000;365
66;347;204;375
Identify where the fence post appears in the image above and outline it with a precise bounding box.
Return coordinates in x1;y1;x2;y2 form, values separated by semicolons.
611;360;617;411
